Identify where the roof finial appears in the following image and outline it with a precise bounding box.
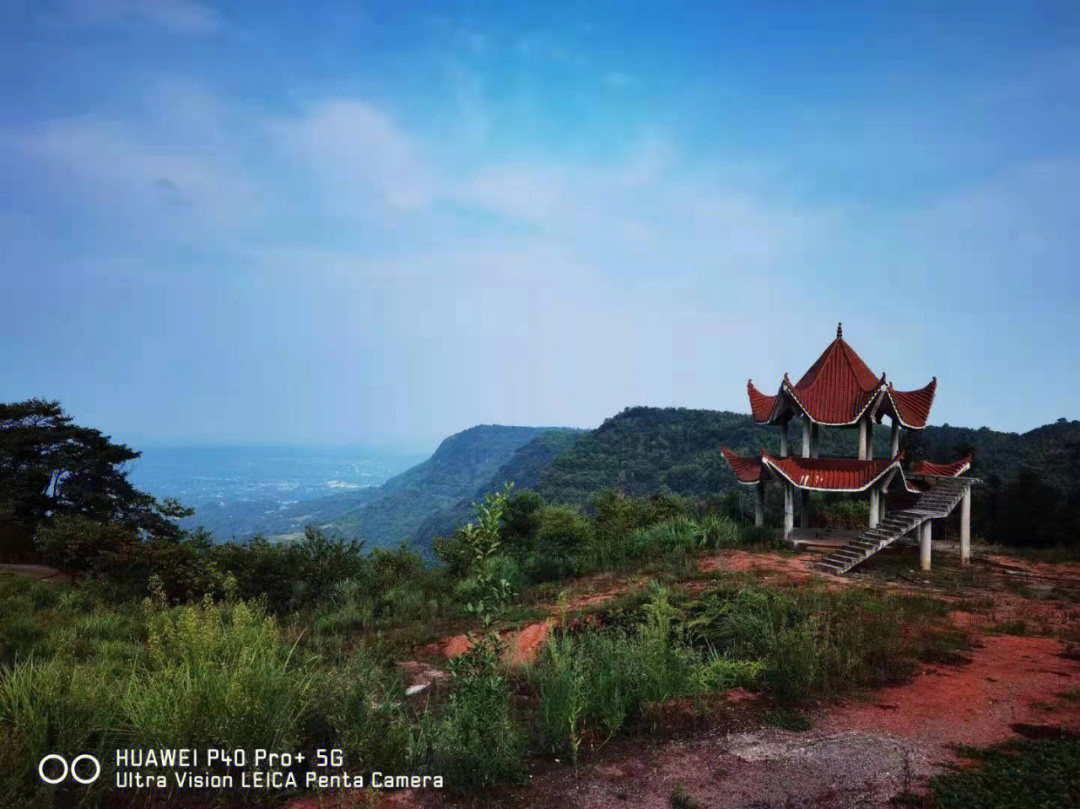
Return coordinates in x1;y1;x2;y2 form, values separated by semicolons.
837;322;843;339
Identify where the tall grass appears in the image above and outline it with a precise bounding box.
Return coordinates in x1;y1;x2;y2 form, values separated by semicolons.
0;586;411;806
685;584;951;702
529;586;759;756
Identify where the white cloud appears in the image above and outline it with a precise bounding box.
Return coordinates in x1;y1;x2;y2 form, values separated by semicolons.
7;84;263;236
274;100;434;211
455;164;566;221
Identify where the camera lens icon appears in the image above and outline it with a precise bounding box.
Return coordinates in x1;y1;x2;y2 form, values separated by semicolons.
38;753;101;785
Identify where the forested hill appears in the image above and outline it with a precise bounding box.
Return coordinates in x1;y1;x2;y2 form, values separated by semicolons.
526;407;1080;505
196;409;1080;551
413;428;584;544
186;425;557;546
329;424;564;545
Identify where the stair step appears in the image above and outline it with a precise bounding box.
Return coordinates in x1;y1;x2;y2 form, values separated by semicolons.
815;562;846;573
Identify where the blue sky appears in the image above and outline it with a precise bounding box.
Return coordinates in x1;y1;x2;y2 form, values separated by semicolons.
2;1;1079;446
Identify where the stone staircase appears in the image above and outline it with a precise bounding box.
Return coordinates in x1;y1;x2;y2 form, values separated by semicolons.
813;477;970;575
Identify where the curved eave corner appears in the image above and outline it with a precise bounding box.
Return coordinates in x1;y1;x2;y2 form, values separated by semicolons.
747;380;781;424
721;446;763;485
885;378;937;430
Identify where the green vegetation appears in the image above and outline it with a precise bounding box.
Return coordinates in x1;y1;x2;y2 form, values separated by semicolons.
0;576;413;807
683;583;955;702
670;784;703;809
764;707;813;731
110;405;1080;553
529;585;758;757
4;399;1077;806
930;736;1080;809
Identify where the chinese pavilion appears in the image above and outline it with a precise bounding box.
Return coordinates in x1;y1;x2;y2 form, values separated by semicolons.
721;324;976;574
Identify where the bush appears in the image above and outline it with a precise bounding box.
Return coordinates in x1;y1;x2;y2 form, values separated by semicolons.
410;672;525;788
530;586;728;755
685;585;920;703
34;515;218;601
698;514;740;548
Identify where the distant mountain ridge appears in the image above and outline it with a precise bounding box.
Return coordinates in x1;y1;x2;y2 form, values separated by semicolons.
193;425;564;547
193;409;1080;552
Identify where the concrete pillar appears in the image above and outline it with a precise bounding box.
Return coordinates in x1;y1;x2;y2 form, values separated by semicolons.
783;484;794;538
857;417;868;460
811;423;820;458
869;487;879;529
780;423;788;457
919;520;932;571
754;483;765;527
890;420;901;457
802;419;811;458
800;489;810;528
960;485;971;565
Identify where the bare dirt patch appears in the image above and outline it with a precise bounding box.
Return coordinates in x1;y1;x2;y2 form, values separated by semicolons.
820;632;1080;749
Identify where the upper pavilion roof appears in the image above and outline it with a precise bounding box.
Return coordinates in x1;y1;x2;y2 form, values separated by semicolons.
747;324;936;428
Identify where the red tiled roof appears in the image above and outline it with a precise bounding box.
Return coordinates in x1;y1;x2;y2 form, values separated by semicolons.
909;455;972;477
747;380;779;423
720;447;763;484
761;450;905;492
783;332;884;425
884;379;937;429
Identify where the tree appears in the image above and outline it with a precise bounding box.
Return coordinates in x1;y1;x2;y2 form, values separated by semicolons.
0;399;190;560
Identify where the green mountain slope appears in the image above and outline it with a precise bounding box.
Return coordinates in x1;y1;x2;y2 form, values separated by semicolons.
202;409;1080;551
327;425;560;547
526;408;1080;506
413;427;584;545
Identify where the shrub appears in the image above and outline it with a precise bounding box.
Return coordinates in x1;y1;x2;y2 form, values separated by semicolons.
685;584;921;703
531;586;723;755
699;514;740;548
410;672;524;789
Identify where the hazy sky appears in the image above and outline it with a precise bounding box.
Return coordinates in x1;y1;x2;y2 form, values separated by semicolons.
2;1;1079;446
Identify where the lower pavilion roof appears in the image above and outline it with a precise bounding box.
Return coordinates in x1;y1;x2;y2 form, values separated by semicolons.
909;455;972;477
721;447;764;484
721;448;972;492
761;450;904;492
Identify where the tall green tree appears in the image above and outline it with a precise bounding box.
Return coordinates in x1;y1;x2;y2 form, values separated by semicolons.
0;399;188;559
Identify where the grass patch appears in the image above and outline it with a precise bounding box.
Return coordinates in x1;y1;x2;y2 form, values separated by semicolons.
683;583;960;703
529;585;760;758
986;620;1033;636
670;784;703;809
764;707;813;731
930;737;1080;809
